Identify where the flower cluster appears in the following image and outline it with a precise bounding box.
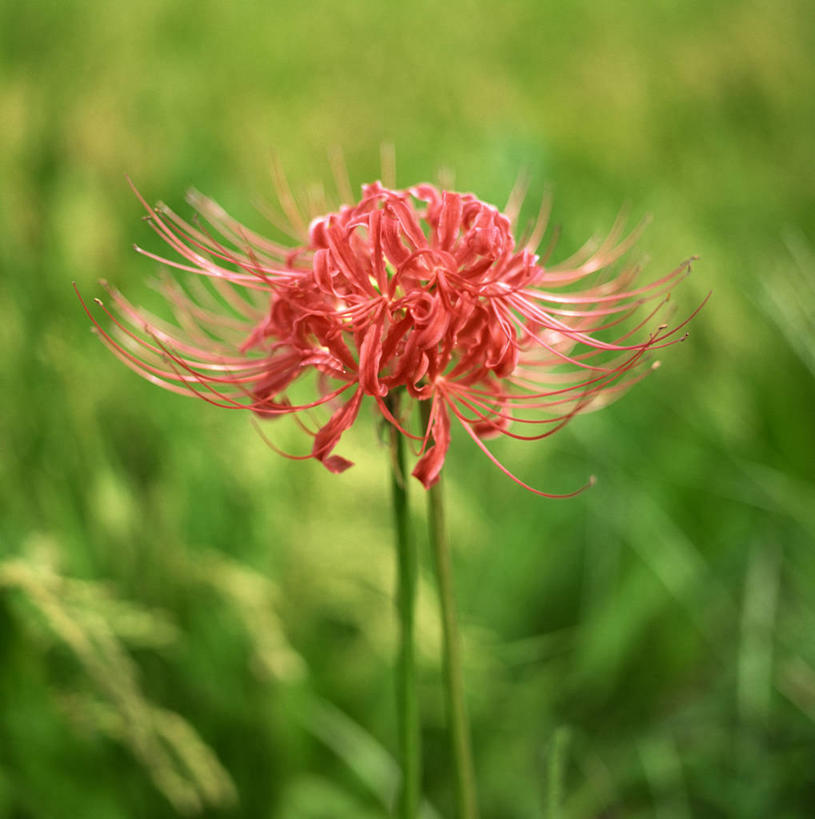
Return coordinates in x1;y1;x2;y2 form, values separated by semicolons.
78;176;699;495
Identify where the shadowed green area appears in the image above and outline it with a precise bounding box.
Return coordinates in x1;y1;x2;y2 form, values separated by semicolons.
1;0;814;816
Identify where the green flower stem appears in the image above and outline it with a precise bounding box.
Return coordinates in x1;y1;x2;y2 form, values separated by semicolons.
388;397;421;819
420;404;479;819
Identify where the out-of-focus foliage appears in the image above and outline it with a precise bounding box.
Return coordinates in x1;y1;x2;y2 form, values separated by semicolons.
1;0;814;816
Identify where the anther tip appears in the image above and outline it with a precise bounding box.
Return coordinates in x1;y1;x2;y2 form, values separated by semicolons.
651;360;662;370
588;474;597;487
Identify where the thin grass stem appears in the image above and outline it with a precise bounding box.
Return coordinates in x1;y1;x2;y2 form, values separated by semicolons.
546;726;571;819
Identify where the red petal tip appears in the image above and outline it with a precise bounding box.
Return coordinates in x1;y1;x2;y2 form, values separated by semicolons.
322;454;354;473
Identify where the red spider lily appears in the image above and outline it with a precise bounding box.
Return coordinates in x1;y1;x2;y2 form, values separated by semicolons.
77;172;703;496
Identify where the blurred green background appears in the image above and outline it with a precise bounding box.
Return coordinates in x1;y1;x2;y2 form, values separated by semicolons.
2;0;814;816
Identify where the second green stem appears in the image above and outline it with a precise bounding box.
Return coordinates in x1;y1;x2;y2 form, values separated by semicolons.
389;409;420;818
421;404;479;819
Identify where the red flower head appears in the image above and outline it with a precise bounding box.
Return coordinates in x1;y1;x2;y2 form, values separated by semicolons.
78;171;702;496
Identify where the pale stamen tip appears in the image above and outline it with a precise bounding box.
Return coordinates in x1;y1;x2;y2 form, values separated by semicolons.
588;474;597;487
651;360;662;370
